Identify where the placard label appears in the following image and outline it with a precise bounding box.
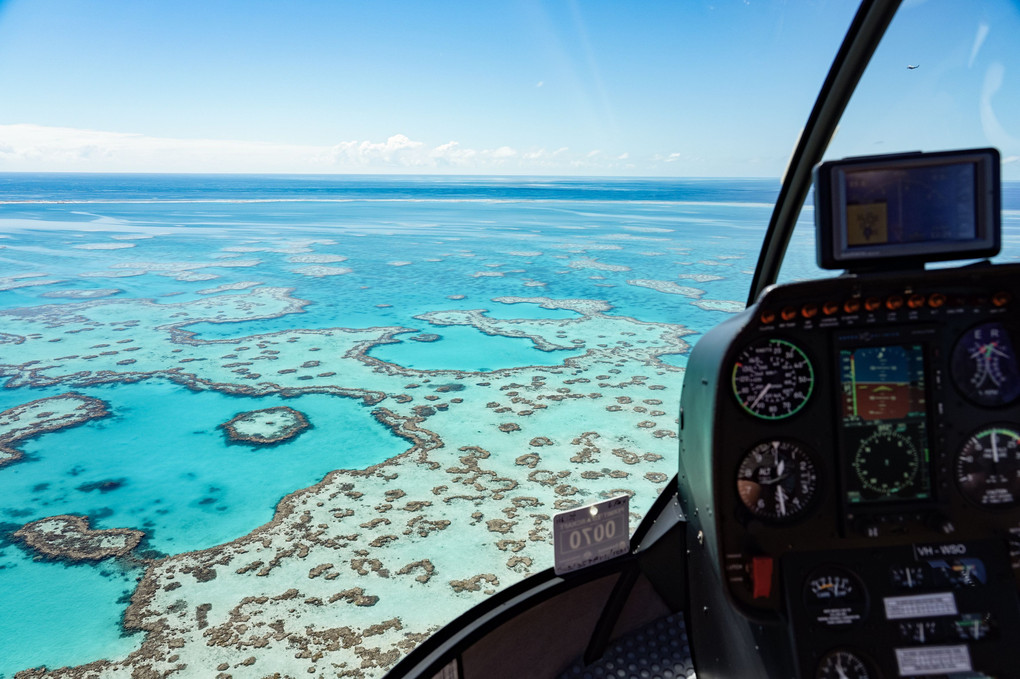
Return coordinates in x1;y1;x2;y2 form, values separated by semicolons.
884;592;957;620
553;495;629;575
895;645;971;676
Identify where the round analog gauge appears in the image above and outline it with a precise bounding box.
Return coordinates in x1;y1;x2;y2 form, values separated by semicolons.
732;338;814;420
815;649;872;679
804;566;868;628
955;426;1020;508
853;427;919;496
951;322;1020;407
736;439;819;521
890;564;927;590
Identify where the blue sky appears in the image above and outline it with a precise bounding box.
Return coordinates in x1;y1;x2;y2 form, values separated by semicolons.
0;0;1017;176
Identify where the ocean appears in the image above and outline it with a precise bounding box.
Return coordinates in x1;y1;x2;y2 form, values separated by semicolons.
0;174;1017;678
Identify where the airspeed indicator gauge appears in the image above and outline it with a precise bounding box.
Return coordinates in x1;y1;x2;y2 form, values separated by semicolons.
732;338;814;420
736;439;819;521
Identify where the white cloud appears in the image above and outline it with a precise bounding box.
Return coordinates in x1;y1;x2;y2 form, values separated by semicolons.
0;123;723;175
326;134;425;166
488;146;517;160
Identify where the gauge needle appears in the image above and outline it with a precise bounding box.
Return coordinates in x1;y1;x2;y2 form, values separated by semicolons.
748;383;772;409
776;484;787;516
836;658;849;679
992;433;1000;464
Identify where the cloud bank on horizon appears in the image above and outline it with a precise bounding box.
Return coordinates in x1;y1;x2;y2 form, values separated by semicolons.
0;124;685;175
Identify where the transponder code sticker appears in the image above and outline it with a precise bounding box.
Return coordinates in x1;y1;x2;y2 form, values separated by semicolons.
553;495;630;575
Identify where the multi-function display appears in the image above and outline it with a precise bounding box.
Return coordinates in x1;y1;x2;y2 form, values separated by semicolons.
814;148;1000;270
839;343;931;504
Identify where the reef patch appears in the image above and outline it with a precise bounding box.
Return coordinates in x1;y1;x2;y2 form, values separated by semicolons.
220;406;311;446
13;514;144;561
0;393;110;468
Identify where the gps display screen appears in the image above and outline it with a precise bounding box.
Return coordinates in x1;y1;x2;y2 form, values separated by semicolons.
842;163;976;249
814;148;1000;270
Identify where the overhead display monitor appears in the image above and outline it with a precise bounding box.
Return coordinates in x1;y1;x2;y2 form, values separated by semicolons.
814;148;1000;270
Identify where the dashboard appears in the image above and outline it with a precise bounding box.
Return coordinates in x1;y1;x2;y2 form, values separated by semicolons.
679;261;1020;679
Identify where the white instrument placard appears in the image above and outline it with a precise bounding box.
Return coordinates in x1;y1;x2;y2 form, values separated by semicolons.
553;495;630;575
883;592;957;620
895;645;972;676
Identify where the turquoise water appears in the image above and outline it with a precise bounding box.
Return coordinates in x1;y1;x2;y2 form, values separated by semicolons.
4;381;402;554
0;380;404;675
1;174;1017;677
370;326;573;371
0;549;142;675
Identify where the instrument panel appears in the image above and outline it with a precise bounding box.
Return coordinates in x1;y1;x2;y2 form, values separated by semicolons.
678;262;1020;679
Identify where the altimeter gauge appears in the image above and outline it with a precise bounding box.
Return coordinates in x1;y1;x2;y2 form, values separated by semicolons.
732;338;814;420
736;439;819;521
951;322;1020;407
955;426;1020;508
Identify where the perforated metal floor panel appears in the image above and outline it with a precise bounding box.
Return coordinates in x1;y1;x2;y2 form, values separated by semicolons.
558;613;695;679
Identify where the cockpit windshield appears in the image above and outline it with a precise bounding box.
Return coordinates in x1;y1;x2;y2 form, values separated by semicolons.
777;0;1020;285
4;2;1010;677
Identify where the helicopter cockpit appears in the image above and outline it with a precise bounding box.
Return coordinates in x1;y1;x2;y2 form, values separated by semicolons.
679;146;1019;679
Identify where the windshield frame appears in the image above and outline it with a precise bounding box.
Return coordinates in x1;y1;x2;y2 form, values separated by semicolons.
747;0;902;305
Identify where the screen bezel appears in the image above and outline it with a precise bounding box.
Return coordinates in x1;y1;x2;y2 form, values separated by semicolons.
814;148;1000;271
